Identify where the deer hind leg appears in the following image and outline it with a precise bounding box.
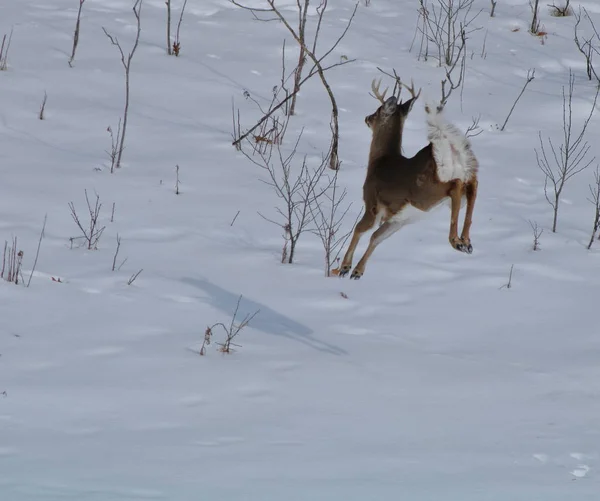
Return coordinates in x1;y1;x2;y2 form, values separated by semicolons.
350;216;407;280
448;180;469;253
339;208;377;277
459;177;478;254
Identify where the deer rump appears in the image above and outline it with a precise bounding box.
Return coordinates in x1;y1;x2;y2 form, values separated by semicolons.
426;105;478;184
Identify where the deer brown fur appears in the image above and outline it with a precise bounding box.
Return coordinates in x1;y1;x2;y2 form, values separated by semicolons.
339;78;479;280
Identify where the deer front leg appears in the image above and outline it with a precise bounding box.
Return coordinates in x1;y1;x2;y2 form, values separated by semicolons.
351;218;405;280
448;180;469;253
339;210;376;277
459;178;478;254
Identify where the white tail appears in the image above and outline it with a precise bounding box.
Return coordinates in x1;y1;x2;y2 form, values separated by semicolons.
425;104;478;183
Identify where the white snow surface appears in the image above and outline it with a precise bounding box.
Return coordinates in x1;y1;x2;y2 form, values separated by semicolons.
1;0;600;499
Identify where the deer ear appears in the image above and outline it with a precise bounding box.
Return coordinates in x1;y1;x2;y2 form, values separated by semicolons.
382;96;398;115
401;96;417;114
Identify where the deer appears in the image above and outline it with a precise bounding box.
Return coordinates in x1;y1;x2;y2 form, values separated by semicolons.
338;76;479;280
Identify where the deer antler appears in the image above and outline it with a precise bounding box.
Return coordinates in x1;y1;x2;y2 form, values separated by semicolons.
398;78;422;102
370;78;389;104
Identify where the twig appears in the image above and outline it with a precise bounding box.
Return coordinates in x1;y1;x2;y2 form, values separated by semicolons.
26;214;47;287
465;114;483;138
39;91;48;120
500;69;535;131
0;27;14;71
68;0;86;66
174;0;188;56
127;268;143;285
230;210;241;226
166;0;172;55
112;234;122;271
499;264;514;289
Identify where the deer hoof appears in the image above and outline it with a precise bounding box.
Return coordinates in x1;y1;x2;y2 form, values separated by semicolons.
454;241;473;254
459;238;473;254
338;265;351;277
350;269;363;280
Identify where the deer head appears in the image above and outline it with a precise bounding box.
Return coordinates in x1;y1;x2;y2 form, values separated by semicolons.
366;77;421;160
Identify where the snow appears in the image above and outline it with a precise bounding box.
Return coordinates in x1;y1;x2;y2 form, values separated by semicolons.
1;0;600;499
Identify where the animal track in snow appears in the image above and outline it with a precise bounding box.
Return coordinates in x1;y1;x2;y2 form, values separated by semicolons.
533;452;595;479
571;464;590;478
83;346;125;357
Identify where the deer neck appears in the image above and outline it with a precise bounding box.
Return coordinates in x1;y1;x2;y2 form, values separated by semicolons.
368;119;404;164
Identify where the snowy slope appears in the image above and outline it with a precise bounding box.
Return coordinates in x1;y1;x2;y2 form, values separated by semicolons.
1;0;600;499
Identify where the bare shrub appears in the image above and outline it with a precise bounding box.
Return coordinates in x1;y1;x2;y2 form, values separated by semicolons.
574;7;600;83
528;220;543;250
536;71;599;233
204;295;259;354
414;0;481;66
230;0;359;170
239;87;291;154
68;189;106;250
549;0;571;17
68;0;86;66
102;0;143;171
490;0;497;17
239;117;331;264
310;168;357;277
413;0;481;107
1;237;24;285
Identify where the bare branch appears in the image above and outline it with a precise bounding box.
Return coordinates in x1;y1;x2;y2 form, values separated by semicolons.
102;0;143;171
26;214;47;287
68;0;86;66
229;0;359;170
500;68;535;131
535;71;599;232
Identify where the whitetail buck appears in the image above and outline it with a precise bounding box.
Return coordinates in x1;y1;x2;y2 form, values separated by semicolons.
339;77;479;280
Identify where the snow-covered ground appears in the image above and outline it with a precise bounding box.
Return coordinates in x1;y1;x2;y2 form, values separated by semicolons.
1;0;600;499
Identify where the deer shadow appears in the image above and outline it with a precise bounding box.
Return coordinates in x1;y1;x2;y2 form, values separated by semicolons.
181;277;346;356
